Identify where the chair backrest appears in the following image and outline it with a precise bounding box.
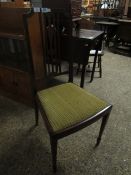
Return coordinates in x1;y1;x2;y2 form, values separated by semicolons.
42;11;65;75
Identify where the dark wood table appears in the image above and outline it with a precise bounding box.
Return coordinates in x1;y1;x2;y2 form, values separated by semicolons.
66;29;104;87
96;21;119;47
96;21;119;31
72;29;103;40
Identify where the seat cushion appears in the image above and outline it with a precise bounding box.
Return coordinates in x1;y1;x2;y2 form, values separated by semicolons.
37;83;108;133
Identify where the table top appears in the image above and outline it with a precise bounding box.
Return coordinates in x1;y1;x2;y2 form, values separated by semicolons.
72;29;104;41
96;21;119;26
118;19;131;23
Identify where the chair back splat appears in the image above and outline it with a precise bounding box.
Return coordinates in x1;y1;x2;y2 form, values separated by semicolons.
24;10;112;173
42;10;71;77
42;11;63;75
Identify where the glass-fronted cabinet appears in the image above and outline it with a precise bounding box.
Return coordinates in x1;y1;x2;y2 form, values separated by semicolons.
81;0;124;17
0;0;31;7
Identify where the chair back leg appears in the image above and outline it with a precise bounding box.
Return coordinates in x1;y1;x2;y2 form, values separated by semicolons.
98;55;102;78
90;52;98;82
34;101;39;126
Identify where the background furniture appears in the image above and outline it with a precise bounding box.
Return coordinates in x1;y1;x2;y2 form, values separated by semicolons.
88;45;104;79
112;19;131;56
42;0;82;35
82;0;124;17
0;0;31;8
63;29;104;87
96;21;119;47
42;0;82;19
0;8;45;105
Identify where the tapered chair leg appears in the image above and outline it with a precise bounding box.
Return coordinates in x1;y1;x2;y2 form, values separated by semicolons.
58;64;61;73
76;63;80;75
95;113;110;147
98;56;102;78
80;64;86;88
50;137;58;173
34;102;39;126
90;54;97;83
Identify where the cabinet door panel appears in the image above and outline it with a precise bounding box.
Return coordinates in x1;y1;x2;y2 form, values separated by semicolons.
0;67;16;94
14;71;32;98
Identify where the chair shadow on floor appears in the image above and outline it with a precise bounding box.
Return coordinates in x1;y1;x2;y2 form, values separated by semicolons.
0;126;51;175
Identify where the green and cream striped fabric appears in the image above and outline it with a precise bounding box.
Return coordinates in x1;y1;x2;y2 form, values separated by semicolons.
37;83;108;133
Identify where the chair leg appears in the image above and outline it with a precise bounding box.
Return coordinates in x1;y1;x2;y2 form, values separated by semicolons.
90;54;97;83
50;137;58;173
34;100;39;126
95;113;110;147
47;64;50;73
68;61;73;83
98;56;102;78
76;63;80;75
58;64;61;73
80;64;86;88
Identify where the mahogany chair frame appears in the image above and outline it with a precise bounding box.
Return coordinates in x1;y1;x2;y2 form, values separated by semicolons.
24;10;112;173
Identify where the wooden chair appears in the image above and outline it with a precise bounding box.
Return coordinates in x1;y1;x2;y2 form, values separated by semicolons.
24;11;112;173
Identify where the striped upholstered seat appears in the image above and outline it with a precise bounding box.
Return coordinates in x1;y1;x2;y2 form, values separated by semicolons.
37;83;108;133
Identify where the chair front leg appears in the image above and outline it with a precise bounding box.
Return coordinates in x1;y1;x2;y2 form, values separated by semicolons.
68;60;73;83
98;56;102;78
34;99;39;126
95;113;110;147
76;63;81;75
50;136;58;173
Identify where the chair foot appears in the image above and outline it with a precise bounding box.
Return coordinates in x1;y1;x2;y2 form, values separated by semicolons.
35;109;39;126
95;137;101;147
96;113;110;147
34;102;39;126
89;78;93;83
76;63;81;75
50;137;58;173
